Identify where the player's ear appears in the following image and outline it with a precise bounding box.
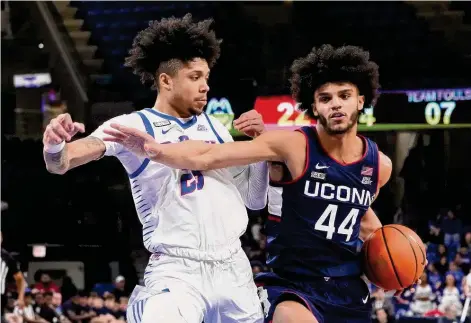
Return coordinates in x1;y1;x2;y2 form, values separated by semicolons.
358;95;365;111
158;73;172;91
311;103;319;117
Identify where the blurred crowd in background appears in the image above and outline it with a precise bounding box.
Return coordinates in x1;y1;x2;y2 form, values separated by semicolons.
2;272;129;323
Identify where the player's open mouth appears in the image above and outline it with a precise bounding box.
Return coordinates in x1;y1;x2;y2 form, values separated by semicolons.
330;112;346;120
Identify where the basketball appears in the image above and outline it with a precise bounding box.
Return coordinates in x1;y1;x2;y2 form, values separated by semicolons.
362;224;426;291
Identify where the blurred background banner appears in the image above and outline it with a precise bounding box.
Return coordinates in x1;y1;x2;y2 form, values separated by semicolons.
1;1;471;323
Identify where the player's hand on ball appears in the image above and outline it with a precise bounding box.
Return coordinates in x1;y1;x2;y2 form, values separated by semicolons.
43;113;85;145
103;123;160;158
390;259;428;297
233;110;265;138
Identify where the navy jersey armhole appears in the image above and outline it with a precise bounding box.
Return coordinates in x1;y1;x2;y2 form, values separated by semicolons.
269;162;292;187
269;127;311;186
372;140;381;193
128;111;155;179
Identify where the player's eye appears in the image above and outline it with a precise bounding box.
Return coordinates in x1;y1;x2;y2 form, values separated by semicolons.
319;97;330;103
190;75;200;81
341;94;351;100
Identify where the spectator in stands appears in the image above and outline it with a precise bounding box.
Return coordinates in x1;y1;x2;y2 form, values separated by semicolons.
51;293;63;316
410;272;435;315
34;274;59;294
116;297;127;321
62;291;96;323
446;262;464;287
429;221;444;245
439;274;462;315
13;292;48;323
457;247;470;273
438;244;448;261
31;292;45;320
89;295;125;323
427;263;443;291
60;276;77;304
90;297;103;314
104;295;123;321
441;210;462;251
371;289;395;319
111;276;127;300
462;232;471;250
38;291;66;323
436;256;449;277
438;304;459;323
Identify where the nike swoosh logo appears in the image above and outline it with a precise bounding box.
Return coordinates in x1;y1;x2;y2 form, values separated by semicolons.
362;294;369;304
315;163;329;170
162;128;171;135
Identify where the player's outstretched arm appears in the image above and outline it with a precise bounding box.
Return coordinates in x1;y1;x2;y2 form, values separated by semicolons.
155;130;294;170
43;113;105;174
359;152;393;241
44;137;106;175
103;123;293;170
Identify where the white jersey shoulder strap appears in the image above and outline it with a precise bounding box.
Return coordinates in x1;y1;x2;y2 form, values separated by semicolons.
128;110;155;179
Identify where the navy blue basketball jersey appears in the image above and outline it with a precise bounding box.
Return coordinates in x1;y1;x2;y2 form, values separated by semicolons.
266;126;380;278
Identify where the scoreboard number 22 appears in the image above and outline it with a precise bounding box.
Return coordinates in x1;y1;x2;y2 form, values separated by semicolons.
424;101;456;125
277;102;311;126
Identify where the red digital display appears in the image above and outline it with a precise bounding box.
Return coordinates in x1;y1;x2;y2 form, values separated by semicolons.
253;95;317;130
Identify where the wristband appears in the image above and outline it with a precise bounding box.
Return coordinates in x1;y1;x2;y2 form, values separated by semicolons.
44;141;65;153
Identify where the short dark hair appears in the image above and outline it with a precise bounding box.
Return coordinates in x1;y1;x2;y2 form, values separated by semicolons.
290;44;381;119
125;14;222;90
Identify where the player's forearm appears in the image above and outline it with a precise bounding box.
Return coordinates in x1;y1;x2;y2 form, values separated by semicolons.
147;140;213;170
44;144;70;174
360;208;382;241
152;139;278;171
44;137;106;174
14;274;26;303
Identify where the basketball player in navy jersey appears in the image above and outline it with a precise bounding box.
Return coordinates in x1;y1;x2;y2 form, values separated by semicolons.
103;45;400;322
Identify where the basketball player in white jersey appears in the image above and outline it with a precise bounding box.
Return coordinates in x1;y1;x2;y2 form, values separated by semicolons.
42;14;268;323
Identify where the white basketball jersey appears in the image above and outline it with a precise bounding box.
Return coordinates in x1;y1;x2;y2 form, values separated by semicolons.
91;108;248;259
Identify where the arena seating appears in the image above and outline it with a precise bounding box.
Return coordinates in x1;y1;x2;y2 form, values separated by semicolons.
66;1;470;104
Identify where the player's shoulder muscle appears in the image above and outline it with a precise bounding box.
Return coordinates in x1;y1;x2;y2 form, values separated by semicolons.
256;130;306;162
378;151;392;188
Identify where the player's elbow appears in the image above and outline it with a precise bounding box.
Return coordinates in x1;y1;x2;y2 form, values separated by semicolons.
195;154;220;171
45;161;69;175
45;164;68;175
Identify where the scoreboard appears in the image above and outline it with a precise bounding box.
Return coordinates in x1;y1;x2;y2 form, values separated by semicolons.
252;88;471;131
370;88;471;127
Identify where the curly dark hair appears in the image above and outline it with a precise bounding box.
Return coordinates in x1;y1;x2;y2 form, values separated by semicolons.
290;44;380;119
124;14;222;89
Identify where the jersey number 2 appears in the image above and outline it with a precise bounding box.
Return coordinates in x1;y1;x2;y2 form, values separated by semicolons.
180;171;204;196
314;204;359;242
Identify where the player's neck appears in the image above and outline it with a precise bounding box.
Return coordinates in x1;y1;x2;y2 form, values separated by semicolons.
152;96;192;119
316;124;362;161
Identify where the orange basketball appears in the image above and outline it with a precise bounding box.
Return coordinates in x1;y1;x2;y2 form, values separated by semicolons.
362;224;426;291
